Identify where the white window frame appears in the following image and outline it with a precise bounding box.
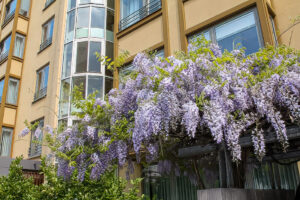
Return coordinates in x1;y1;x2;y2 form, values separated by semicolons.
0;127;13;157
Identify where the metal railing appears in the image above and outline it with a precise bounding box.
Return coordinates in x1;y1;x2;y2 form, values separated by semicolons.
2;11;15;27
39;37;52;52
34;87;47;101
45;0;55;9
0;51;9;63
28;143;42;158
119;0;161;31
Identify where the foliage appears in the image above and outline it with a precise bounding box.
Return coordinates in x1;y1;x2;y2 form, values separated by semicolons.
20;37;300;188
0;156;144;200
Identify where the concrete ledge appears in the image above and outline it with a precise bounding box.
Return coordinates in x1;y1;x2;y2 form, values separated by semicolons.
197;188;295;200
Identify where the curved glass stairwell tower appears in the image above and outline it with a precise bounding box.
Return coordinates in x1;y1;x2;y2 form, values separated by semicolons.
58;0;114;126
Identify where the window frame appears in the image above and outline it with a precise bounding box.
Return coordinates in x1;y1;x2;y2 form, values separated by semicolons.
188;8;264;55
34;64;49;102
6;77;19;105
28;118;44;158
13;33;26;58
41;16;55;44
0;127;13;157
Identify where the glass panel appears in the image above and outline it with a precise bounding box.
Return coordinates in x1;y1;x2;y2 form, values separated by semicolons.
107;0;114;9
13;34;25;58
91;7;105;38
79;0;89;4
72;76;86;98
216;11;261;55
120;62;134;78
58;119;68;130
43;66;49;89
106;9;114;42
105;77;113;94
76;7;89;38
2;35;11;54
76;41;88;73
0;79;4;102
0;127;13;157
189;31;210;43
88;76;103;98
156;48;164;58
6;0;17;16
88;42;101;73
71;76;86;113
68;0;76;10
62;42;73;78
91;0;103;4
105;41;113;77
29;119;44;157
6;78;19;105
65;10;75;43
20;0;30;17
42;18;54;42
121;0;143;19
59;79;70;117
270;16;278;45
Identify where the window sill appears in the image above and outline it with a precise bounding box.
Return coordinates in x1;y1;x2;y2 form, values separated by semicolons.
117;9;162;39
12;56;24;62
5;103;18;108
32;94;47;104
18;14;29;21
43;0;56;11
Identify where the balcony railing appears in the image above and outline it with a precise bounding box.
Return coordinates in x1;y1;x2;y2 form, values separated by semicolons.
0;51;9;63
28;143;42;158
39;37;52;52
34;87;47;102
119;0;162;31
45;0;55;9
2;11;15;27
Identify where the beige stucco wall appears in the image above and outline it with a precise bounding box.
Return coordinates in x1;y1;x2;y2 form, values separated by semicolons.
271;0;300;50
10;59;22;77
1;20;13;40
3;107;16;125
118;16;164;56
13;1;67;158
17;17;29;33
0;61;7;77
184;0;248;30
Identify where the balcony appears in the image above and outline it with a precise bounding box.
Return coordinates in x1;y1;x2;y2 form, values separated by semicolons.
2;11;15;28
28;143;42;158
33;87;47;102
119;0;161;31
39;37;52;52
0;51;9;63
44;0;55;10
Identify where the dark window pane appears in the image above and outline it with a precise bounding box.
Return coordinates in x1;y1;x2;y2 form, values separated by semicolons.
72;76;86;98
76;41;88;73
105;41;113;77
88;76;103;98
107;0;114;9
105;77;113;95
88;42;101;73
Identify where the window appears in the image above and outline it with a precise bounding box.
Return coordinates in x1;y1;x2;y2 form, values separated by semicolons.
6;78;19;105
119;0;161;30
119;62;134;78
59;79;71;117
76;41;101;73
270;16;278;46
13;34;25;58
20;0;30;17
65;10;75;43
34;65;49;101
40;17;54;51
79;0;103;4
29;119;44;157
76;7;105;38
88;76;103;98
68;0;76;11
189;9;263;55
45;0;55;9
0;35;11;61
5;0;16;19
0;79;4;103
62;42;73;78
106;9;114;42
0;127;13;157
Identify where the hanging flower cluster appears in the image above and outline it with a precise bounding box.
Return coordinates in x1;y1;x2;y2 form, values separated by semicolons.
20;37;300;182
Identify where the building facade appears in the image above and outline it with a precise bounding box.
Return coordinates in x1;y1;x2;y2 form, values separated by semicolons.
0;0;114;161
113;0;300;199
